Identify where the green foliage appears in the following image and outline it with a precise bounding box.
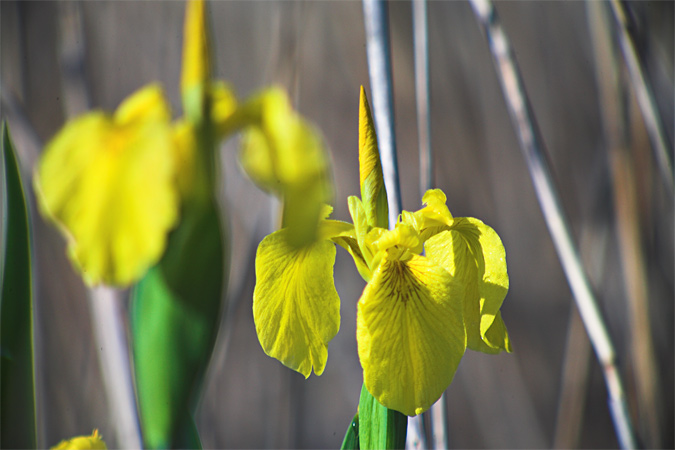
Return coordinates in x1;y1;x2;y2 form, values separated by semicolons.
340;413;360;450
357;384;407;450
1;122;37;449
130;198;225;449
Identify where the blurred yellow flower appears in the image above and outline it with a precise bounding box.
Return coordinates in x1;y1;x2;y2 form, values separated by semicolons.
52;429;107;450
238;88;333;247
34;85;179;286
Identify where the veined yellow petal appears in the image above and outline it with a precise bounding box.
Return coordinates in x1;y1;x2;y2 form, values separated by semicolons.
52;429;107;450
357;253;466;416
253;228;340;377
35;85;178;286
358;86;388;228
240;88;332;247
425;217;510;353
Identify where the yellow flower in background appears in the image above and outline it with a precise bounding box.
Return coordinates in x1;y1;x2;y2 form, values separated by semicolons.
238;88;333;248
252;87;510;416
35;85;179;286
52;429;107;450
34;0;328;288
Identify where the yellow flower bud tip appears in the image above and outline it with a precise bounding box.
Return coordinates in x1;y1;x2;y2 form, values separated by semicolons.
51;429;107;450
358;86;388;228
358;86;380;189
181;0;211;93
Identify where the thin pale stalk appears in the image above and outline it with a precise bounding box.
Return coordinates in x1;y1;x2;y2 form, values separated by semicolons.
413;0;433;196
363;2;419;448
553;224;608;448
468;0;636;448
405;417;425;450
412;0;448;447
609;0;673;196
57;2;90;116
363;0;403;223
58;5;142;447
89;287;143;449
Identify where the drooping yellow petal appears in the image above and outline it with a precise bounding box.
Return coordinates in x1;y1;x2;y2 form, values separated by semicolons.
424;217;510;353
35;85;178;286
240;88;332;247
358;86;388;228
357;253;466;416
52;429;107;450
253;228;340;377
181;0;212;120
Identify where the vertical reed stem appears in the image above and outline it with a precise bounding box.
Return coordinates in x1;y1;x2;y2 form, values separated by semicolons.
89;287;143;449
609;0;673;195
363;0;403;222
468;0;637;448
412;0;448;448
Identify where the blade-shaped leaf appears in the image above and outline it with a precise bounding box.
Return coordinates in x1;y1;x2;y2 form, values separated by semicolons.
358;384;407;450
1;122;37;449
130;200;225;449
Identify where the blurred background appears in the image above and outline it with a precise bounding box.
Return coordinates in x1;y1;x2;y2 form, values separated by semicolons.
1;1;673;448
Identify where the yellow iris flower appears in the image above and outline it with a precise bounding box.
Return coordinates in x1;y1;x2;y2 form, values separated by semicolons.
253;87;510;416
52;429;107;450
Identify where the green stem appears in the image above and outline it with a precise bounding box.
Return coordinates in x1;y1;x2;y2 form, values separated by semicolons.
357;384;407;450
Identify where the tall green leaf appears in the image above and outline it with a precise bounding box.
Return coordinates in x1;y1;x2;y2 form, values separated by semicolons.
357;384;407;450
1;122;37;449
131;197;225;449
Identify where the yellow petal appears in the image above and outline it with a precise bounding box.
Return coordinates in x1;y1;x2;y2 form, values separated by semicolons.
372;222;423;256
211;81;238;136
253;228;340;377
357;253;466;416
240;88;332;247
425;217;510;353
35;85;178;286
414;189;453;241
115;84;170;124
359;86;388;228
181;0;212;120
52;429;107;450
469;311;512;354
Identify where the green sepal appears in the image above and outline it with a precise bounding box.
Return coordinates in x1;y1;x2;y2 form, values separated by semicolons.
357;384;407;450
341;413;360;450
1;122;37;449
130;198;225;449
